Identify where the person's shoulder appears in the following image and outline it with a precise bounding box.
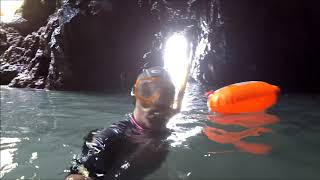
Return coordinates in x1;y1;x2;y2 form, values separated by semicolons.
95;119;132;140
81;120;131;154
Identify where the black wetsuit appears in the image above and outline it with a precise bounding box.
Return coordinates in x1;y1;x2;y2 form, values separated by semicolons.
69;115;170;180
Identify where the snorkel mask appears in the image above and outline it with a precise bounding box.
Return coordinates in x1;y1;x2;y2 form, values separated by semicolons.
131;66;176;117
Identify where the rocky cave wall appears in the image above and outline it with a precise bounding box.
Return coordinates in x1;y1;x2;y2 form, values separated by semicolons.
218;0;320;92
0;0;224;91
1;0;319;92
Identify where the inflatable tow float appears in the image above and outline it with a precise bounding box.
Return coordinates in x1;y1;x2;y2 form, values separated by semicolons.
207;81;280;114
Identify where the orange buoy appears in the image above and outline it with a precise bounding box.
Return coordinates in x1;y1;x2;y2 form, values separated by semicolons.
207;81;280;114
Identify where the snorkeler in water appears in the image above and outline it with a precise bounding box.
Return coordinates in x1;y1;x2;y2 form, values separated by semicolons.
65;66;177;180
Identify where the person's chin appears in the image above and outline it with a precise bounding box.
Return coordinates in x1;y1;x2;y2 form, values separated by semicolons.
149;123;168;132
147;114;168;122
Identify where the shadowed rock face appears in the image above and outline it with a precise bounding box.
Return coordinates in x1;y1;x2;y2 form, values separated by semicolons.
6;0;58;36
1;0;318;92
0;24;51;88
45;0;163;90
217;0;320;92
0;26;26;85
0;0;224;91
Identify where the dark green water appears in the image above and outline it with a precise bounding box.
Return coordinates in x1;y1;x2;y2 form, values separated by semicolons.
1;85;320;179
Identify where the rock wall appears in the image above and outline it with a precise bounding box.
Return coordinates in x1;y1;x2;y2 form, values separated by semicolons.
1;0;224;91
7;0;58;35
1;0;317;92
0;26;24;84
218;0;320;92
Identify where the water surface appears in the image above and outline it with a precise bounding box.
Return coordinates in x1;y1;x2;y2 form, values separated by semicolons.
1;85;320;179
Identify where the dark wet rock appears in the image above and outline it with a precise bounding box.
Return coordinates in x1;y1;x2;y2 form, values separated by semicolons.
4;0;58;36
0;63;19;85
0;26;24;85
1;0;162;90
1;0;226;91
45;0;164;90
1;0;318;92
0;23;49;87
0;29;9;54
7;26;52;89
216;0;320;92
138;0;226;83
22;0;57;24
5;18;29;36
188;0;226;86
0;26;23;55
20;0;57;35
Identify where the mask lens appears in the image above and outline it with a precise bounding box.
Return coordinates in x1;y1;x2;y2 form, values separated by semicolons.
134;77;174;108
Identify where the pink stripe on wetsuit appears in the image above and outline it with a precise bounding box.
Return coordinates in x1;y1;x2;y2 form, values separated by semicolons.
130;115;145;130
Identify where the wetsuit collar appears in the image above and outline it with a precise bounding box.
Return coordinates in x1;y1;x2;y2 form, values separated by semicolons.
130;114;145;130
130;114;172;135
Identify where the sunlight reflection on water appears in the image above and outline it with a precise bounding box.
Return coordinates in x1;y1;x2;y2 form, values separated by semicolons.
0;137;20;178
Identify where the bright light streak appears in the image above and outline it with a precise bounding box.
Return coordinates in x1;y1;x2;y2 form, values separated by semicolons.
0;0;24;23
163;33;190;102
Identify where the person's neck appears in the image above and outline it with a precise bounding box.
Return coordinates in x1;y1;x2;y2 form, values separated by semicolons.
133;108;150;129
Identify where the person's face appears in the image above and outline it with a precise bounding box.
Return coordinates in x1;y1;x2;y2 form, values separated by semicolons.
136;99;175;130
135;80;175;130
